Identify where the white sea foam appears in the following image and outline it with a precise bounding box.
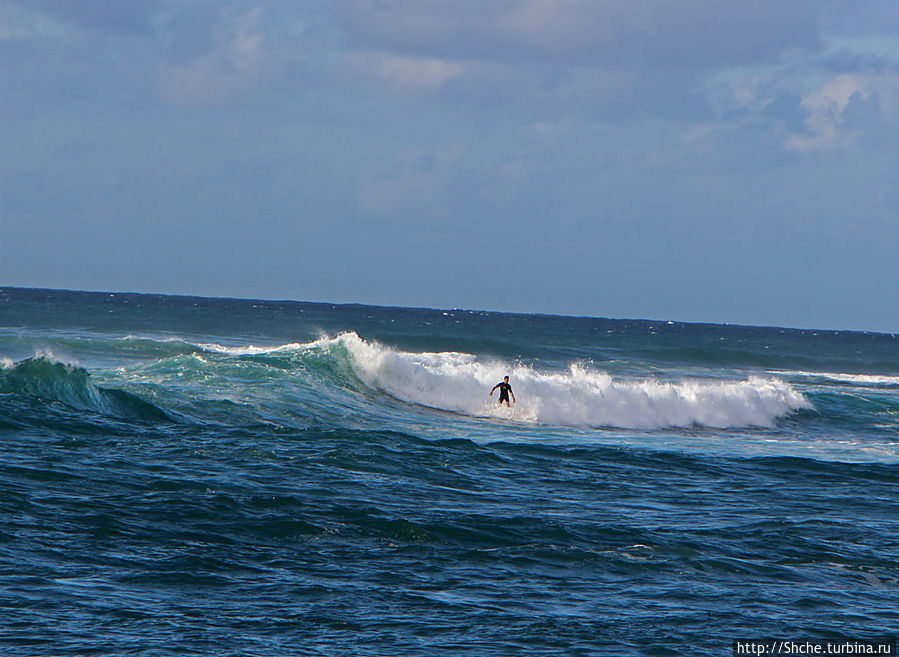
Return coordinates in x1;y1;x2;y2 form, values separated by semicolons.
33;348;80;367
117;335;187;343
193;342;306;356
327;333;812;430
769;370;899;386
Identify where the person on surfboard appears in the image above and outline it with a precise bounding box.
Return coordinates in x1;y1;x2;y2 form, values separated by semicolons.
490;376;515;407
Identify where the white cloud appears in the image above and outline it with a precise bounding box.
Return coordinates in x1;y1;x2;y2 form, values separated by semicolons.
787;72;899;152
158;7;269;106
330;0;838;128
343;51;464;92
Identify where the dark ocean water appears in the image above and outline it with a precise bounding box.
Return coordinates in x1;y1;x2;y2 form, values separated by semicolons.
1;287;897;656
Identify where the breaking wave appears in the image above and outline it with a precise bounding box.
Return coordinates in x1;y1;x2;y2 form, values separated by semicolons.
326;333;811;429
205;333;811;430
0;335;814;431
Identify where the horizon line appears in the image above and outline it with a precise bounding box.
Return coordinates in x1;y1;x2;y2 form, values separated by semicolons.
3;285;895;338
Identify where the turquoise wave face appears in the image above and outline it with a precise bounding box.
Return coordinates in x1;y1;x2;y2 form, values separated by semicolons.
0;357;168;422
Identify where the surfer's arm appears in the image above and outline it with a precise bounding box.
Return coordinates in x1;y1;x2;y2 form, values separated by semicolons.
510;390;516;403
489;384;498;395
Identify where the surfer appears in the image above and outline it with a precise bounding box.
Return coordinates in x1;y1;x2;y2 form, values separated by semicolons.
490;376;515;407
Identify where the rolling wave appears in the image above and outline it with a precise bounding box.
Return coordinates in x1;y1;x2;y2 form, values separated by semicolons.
0;334;816;431
0;356;168;422
182;333;812;430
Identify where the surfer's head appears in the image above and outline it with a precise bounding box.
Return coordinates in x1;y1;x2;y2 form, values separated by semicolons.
504;375;509;382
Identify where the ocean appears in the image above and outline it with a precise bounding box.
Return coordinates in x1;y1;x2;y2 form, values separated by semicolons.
1;287;897;656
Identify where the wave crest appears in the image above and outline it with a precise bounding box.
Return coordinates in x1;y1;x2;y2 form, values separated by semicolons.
0;356;168;422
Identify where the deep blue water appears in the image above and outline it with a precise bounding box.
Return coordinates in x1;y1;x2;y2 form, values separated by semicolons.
1;287;897;656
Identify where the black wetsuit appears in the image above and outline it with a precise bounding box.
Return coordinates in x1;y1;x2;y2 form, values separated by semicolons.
495;382;512;403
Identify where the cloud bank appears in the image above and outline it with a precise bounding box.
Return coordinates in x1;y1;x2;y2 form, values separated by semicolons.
2;0;898;330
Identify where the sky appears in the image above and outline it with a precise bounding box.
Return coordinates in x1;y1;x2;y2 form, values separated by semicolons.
1;0;898;332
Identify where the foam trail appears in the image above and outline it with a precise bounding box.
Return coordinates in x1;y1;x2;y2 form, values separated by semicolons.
769;370;899;386
193;342;306;356
329;333;812;430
